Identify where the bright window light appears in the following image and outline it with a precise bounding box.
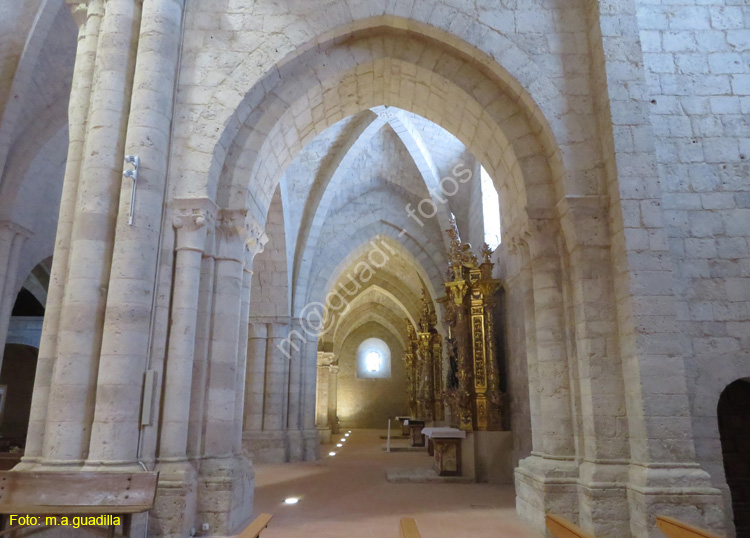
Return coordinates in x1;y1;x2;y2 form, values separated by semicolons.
366;351;381;372
284;497;299;505
480;166;501;249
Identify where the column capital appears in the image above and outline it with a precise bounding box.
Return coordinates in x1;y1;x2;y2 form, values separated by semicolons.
317;351;335;367
66;1;89;29
216;209;268;264
172;199;215;252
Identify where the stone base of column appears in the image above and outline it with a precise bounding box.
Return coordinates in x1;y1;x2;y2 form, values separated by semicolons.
626;463;726;538
286;430;304;462
196;454;254;536
514;453;579;535
317;426;332;444
303;429;320;461
577;460;630;536
242;430;287;463
151;461;198;538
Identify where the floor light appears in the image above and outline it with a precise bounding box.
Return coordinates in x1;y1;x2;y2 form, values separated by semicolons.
328;451;336;456
284;498;299;505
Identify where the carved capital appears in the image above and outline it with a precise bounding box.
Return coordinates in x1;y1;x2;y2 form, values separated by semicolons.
317;351;335;368
66;1;89;29
245;214;269;267
172;198;216;252
216;209;268;264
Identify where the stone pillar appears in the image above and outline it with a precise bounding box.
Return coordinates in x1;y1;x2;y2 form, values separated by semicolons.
187;246;216;460
514;220;579;534
87;0;186;469
301;335;320;460
0;223;29;373
244;322;268;434
42;0;141;467
558;197;631;535
328;362;340;435
242;320;289;464
150;204;211;537
588;1;725;534
22;0;104;466
187;245;216;458
196;210;259;535
316;351;335;444
234;229;266;456
285;322;304;462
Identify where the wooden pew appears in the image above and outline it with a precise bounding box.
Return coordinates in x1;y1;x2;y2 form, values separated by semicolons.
656;516;723;538
237;513;273;538
0;471;158;537
545;515;596;538
400;517;421;538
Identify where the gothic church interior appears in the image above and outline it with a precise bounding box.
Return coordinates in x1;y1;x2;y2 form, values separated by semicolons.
0;1;748;537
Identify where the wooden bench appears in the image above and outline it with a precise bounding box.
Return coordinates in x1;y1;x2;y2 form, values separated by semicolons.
546;515;596;538
656;516;723;538
399;517;421;538
0;471;158;537
237;513;273;537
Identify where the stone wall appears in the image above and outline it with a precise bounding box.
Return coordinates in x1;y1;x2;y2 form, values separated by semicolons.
636;1;750;532
336;322;408;429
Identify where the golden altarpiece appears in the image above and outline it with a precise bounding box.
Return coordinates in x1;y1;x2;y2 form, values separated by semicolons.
442;220;505;432
404;290;444;422
404;220;506;432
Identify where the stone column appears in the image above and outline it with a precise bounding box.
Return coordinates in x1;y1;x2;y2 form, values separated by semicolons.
234;228;267;455
87;0;186;469
150;204;211;537
42;0;141;467
0;223;29;374
22;1;104;467
513;219;579;534
328;362;340;435
301;335;320;460
187;245;216;460
558;197;631;535
242;319;291;464
285;321;304;462
316;351;334;444
202;212;246;459
244;322;268;434
196;210;256;535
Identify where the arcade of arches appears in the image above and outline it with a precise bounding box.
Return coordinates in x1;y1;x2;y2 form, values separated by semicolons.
0;1;748;537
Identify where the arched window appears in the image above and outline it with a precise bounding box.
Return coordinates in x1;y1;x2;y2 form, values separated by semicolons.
356;337;391;379
480;166;501;249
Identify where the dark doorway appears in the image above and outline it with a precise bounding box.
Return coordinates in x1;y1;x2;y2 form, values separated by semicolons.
718;379;750;538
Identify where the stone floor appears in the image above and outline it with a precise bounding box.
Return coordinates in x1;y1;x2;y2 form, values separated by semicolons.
252;429;540;537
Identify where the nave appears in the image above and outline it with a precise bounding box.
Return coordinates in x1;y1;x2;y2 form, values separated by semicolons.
252;429;535;538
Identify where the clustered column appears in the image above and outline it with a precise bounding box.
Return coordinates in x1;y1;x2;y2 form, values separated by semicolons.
242;320;319;463
315;352;335;443
42;0;142;467
22;0;104;467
